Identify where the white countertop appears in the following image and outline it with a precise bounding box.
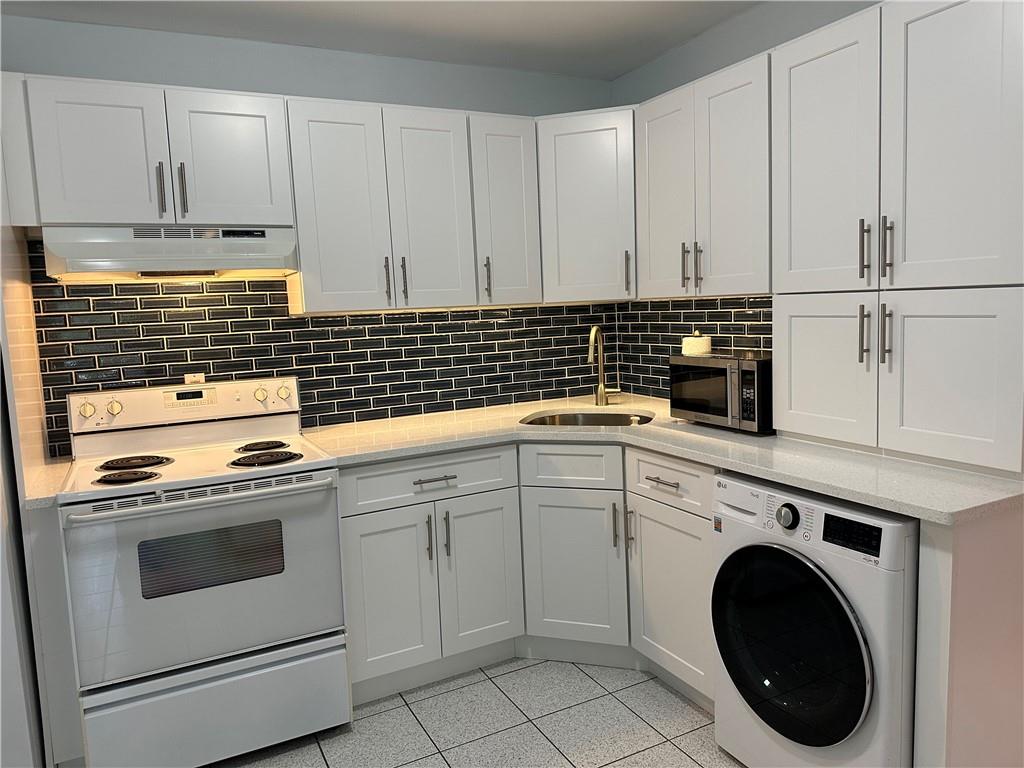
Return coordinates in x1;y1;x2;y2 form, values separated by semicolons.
23;395;1023;525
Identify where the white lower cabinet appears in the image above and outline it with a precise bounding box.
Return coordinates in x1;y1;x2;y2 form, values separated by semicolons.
437;488;525;656
520;486;628;646
342;487;524;682
627;492;714;698
341;502;441;683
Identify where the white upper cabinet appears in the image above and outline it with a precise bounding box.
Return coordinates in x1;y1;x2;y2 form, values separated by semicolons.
880;1;1023;289
165;89;293;226
694;55;770;297
28;77;172;225
1;73;39;226
772;10;880;293
288;99;395;312
877;288;1023;472
635;86;696;299
469;114;542;305
537;109;635;302
773;291;879;447
383;107;477;308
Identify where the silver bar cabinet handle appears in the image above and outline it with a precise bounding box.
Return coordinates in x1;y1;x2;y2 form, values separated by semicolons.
857;304;871;363
484;257;493;299
644;474;680;490
156;162;167;216
626;508;636;550
681;242;690;288
178;162;189;215
426;514;434;561
624;250;631;293
880;215;894;279
444;510;451;557
879;303;893;364
413;473;458;486
858;218;871;279
612;502;619;548
384;256;392;303
694;242;703;287
400;257;409;301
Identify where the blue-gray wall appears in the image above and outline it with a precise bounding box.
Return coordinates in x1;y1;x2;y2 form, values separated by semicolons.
0;14;612;116
610;1;873;104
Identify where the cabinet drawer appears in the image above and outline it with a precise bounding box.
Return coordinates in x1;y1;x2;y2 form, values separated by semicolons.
519;443;623;489
340;446;518;516
625;448;715;519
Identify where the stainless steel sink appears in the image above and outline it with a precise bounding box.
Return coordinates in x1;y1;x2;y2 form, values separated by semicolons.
520;411;654;426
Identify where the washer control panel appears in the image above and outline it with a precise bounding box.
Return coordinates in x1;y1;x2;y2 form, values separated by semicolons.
764;493;816;542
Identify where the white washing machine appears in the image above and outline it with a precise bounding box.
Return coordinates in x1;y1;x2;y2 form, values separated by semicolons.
710;474;918;767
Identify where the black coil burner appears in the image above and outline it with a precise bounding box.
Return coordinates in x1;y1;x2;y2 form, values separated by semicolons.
96;455;172;471
229;451;303;468
237;440;289;453
94;470;161;486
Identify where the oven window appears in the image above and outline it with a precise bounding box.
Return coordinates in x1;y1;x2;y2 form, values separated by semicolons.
673;366;729;417
138;520;284;599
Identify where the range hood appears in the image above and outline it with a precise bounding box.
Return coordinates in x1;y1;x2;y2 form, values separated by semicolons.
42;226;298;282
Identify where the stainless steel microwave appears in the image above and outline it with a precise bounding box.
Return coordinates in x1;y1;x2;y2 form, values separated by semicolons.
669;351;773;434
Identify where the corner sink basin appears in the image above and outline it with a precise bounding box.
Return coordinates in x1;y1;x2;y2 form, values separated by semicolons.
520;411;654;427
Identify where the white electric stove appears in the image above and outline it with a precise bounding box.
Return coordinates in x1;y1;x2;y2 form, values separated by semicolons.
58;377;351;768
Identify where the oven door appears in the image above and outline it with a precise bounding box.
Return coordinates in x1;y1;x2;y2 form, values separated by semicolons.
670;358;738;428
61;470;343;689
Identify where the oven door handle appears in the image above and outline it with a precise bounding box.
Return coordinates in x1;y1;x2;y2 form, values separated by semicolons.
63;476;337;529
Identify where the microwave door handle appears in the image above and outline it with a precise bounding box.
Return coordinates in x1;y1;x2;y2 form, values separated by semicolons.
728;366;739;426
63;476;337;529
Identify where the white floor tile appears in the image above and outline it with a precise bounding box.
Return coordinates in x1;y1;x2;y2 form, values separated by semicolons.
607;741;701;768
402;669;488;703
575;663;654;692
410;679;527;750
534;695;662;768
482;657;546;678
493;660;605;718
353;694;405;720
615;680;713;738
318;706;435;768
672;725;746;768
443;722;571;768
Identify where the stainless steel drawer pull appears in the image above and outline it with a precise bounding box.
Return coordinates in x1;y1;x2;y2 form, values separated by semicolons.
644;474;680;490
879;303;893;364
612;502;619;547
681;242;690;288
624;250;632;293
178;162;189;215
694;242;703;287
400;257;409;301
484;257;493;299
413;474;458;486
857;304;871;363
384;257;392;303
626;508;636;550
156;162;167;216
880;215;894;279
443;510;451;557
426;514;434;561
858;218;871;278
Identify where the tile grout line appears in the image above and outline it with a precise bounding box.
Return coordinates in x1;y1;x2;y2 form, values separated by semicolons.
593;739;670;768
398;692;450;768
488;667;580;768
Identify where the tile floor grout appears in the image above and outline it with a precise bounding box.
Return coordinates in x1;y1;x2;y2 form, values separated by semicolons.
485;666;579;768
398;687;453;768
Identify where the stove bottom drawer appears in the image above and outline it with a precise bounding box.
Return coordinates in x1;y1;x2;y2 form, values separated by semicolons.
81;637;350;768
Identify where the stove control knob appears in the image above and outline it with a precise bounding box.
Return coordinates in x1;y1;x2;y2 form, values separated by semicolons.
254;387;269;402
277;385;291;400
78;401;96;418
106;399;123;416
775;503;800;530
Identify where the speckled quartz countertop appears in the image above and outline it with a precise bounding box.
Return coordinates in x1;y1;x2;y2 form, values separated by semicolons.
307;394;1023;526
22;395;1022;526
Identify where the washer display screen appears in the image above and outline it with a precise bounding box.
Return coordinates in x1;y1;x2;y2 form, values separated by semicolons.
711;544;872;747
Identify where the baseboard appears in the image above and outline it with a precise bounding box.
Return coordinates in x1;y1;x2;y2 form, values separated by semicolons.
646;659;715;714
514;635;648;670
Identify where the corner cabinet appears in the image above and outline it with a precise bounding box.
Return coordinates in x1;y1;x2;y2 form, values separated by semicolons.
287;99;396;312
1;72;39;226
383;107;478;308
469;114;542;305
537;109;636;302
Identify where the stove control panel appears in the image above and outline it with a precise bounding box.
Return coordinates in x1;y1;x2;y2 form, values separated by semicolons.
68;377;301;433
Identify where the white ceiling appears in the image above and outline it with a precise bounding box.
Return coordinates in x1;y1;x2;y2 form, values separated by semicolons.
1;1;757;81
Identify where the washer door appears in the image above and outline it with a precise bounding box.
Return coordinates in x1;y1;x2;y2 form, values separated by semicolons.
711;543;872;747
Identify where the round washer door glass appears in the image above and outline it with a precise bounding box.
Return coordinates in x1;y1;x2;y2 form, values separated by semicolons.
711;543;872;747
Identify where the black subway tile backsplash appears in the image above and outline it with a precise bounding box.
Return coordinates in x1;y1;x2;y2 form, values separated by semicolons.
27;243;770;457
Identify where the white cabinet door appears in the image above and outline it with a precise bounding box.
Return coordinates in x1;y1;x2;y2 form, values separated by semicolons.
340;503;441;682
878;288;1024;472
635;87;696;299
880;1;1023;288
537;109;635;302
1;73;39;226
437;488;524;656
383;107;477;308
694;55;770;296
772;10;880;293
627;492;714;698
520;487;627;646
469;114;542;305
27;77;172;225
165;89;293;226
288;99;395;312
773;292;878;446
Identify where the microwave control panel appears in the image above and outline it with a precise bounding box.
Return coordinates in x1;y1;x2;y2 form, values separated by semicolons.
740;370;758;421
